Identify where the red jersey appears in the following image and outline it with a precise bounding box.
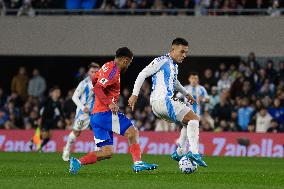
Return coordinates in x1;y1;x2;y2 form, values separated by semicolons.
92;61;120;113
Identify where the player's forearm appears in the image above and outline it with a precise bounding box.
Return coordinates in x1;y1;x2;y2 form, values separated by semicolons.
93;83;112;106
176;80;189;96
132;71;147;96
72;94;84;110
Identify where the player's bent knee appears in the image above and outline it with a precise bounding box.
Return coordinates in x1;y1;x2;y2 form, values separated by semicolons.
182;111;200;124
125;126;138;138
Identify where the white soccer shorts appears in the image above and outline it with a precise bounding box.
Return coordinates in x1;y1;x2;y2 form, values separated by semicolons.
73;111;90;131
151;97;192;123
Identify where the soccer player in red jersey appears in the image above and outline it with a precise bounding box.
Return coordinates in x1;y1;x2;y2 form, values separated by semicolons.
69;47;158;174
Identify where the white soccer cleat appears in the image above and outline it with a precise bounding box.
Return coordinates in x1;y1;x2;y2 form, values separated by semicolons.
62;147;70;162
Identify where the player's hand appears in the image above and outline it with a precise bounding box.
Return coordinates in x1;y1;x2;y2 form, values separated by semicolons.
186;94;196;105
196;96;202;104
109;102;119;115
128;95;138;111
83;107;90;113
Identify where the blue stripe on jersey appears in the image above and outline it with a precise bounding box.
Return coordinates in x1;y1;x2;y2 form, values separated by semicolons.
85;85;89;103
75;110;84;119
90;94;95;114
160;61;173;96
192;87;197;113
200;87;205;97
165;96;177;122
108;64;117;80
152;74;157;91
173;63;177;90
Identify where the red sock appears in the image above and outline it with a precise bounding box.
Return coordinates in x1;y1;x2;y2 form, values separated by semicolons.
79;152;97;165
129;144;142;163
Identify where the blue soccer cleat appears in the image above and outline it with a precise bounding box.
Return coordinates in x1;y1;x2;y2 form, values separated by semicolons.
171;150;183;161
186;151;207;167
69;157;82;174
132;161;158;173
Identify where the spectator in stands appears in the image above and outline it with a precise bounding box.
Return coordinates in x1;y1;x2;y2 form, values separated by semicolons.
0;0;6;16
66;0;97;9
100;0;116;10
0;108;9;128
267;119;281;133
201;108;214;130
230;72;245;99
6;101;21;123
238;80;253;98
214;119;228;132
28;69;47;99
268;98;284;125
228;64;239;81
255;106;272;133
63;89;76;119
215;63;227;78
266;60;277;82
238;98;254;131
247;52;259;71
11;67;29;100
207;86;219;113
0;87;6;107
255;68;267;91
17;0;35;17
200;119;214;131
258;78;275;98
268;0;281;17
247;121;255;133
74;66;86;84
279;62;284;82
227;110;239;131
201;68;217;92
7;91;22;108
24;110;39;130
217;72;231;93
212;93;233;122
120;88;130;109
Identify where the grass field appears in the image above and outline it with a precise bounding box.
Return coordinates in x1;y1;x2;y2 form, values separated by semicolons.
0;152;284;189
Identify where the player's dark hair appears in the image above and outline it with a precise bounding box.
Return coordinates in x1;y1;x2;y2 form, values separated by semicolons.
88;62;100;69
115;47;133;59
189;72;199;77
172;38;188;46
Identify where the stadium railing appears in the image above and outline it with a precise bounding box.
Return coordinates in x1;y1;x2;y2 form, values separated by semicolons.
3;8;284;16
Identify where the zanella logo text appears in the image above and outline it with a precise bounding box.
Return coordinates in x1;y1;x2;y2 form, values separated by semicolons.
212;137;283;157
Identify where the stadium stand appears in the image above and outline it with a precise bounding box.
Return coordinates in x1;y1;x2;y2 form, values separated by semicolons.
0;53;283;133
0;0;284;16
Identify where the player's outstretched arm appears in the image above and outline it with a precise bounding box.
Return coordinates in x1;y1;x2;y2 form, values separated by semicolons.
129;59;163;111
175;80;189;96
72;82;85;111
175;80;196;105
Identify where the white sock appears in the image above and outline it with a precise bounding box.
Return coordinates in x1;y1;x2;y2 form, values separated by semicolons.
176;126;187;156
187;120;199;154
65;131;77;151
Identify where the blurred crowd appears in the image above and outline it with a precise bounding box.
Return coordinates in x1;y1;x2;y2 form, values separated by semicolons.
0;52;284;133
0;0;283;16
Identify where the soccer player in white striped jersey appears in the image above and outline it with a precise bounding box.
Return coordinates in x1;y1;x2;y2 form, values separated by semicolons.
62;63;100;161
175;72;209;160
128;38;207;167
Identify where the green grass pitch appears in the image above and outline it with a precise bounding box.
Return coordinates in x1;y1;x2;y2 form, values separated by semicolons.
0;152;284;189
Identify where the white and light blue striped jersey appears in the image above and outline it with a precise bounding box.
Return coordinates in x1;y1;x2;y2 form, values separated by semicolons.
132;54;189;104
72;76;95;117
183;84;209;116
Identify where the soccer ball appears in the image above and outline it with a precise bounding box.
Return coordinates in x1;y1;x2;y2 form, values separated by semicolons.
178;156;198;174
